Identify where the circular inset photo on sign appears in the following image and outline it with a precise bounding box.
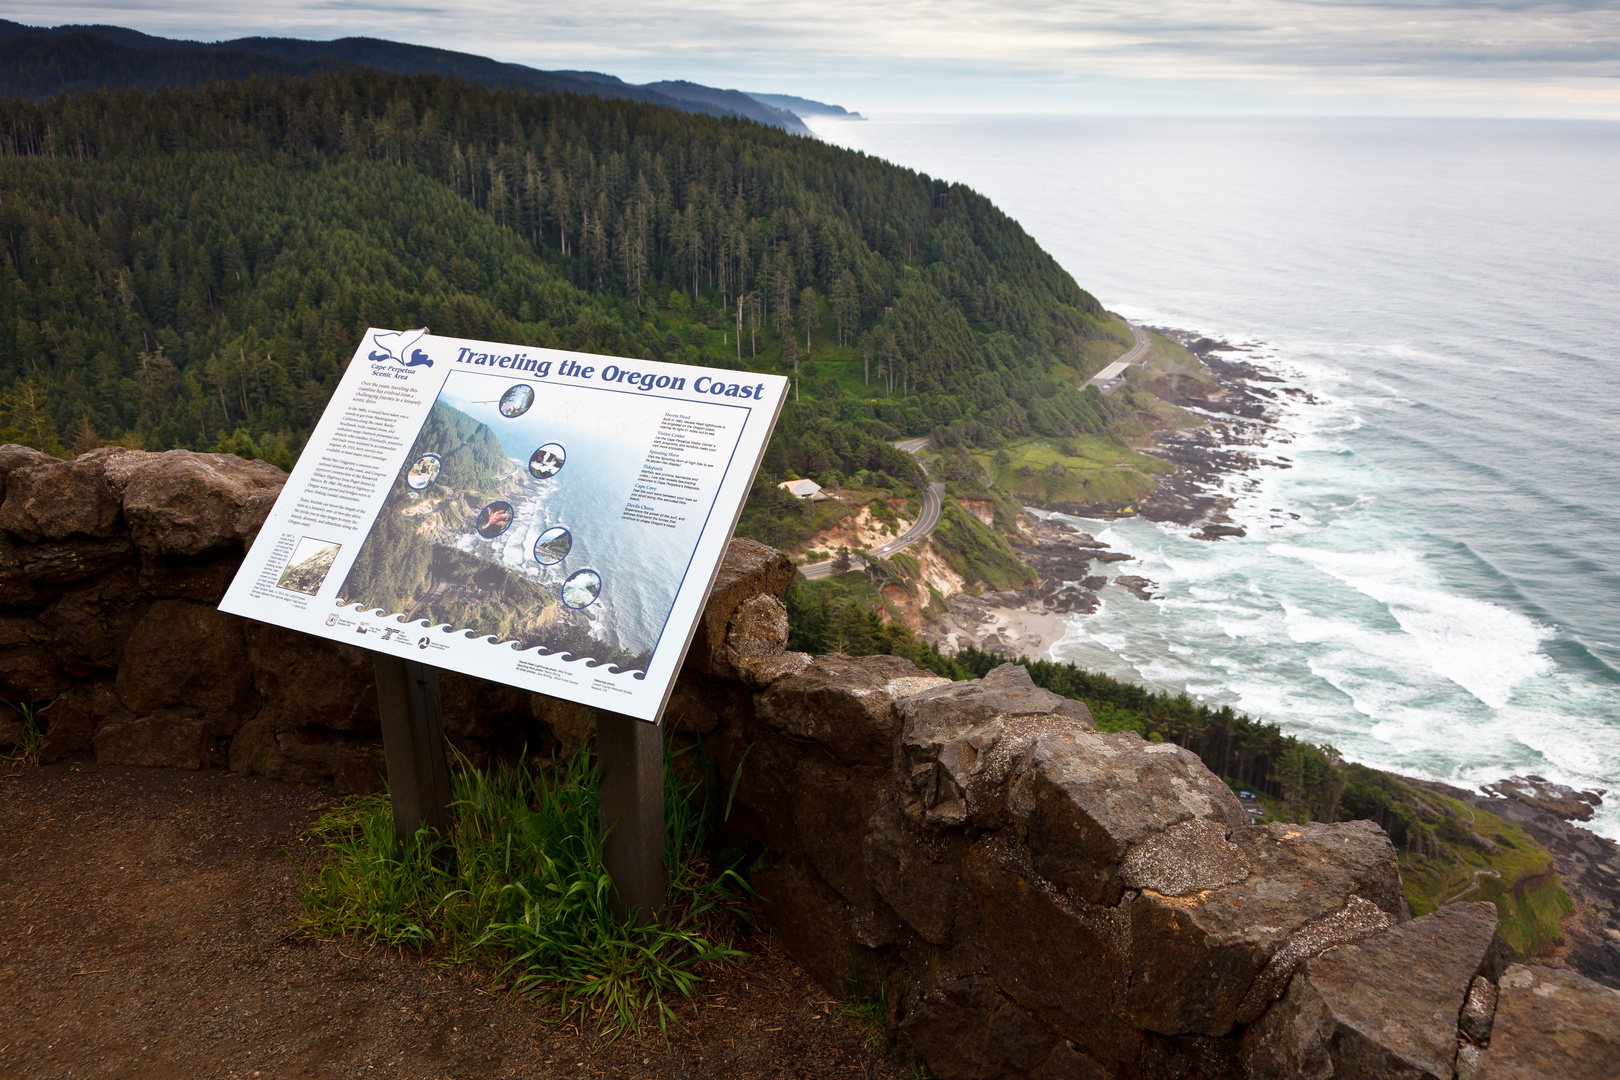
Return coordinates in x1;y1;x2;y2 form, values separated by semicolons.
533;526;572;566
498;384;535;418
405;453;442;491
561;568;602;609
528;442;566;480
475;501;514;538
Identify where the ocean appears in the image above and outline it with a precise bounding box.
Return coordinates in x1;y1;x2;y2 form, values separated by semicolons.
808;114;1620;837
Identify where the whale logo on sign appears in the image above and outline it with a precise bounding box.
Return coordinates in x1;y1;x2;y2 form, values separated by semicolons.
368;328;433;369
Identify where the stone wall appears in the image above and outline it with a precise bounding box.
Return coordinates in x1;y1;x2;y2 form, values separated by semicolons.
3;446;1615;1080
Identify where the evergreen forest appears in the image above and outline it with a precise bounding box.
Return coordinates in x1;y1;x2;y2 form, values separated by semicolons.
0;69;1139;553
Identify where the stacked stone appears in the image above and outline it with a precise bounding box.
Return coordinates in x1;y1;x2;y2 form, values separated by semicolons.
0;445;550;785
2;445;1614;1079
688;568;1620;1078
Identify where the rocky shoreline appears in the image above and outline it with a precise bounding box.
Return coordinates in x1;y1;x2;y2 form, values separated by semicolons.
923;327;1291;655
912;335;1620;993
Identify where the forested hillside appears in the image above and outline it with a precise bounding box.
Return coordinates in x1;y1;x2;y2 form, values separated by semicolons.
0;69;1136;529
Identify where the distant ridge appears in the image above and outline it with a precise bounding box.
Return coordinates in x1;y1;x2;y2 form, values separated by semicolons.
748;92;866;120
0;20;858;135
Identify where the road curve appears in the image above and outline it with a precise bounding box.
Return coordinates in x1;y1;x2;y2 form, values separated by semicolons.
1084;323;1149;391
801;438;943;580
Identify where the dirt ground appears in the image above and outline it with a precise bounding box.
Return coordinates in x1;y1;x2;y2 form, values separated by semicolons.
0;757;919;1080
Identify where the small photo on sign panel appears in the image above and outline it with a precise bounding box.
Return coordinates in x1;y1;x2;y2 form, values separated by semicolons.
276;537;342;596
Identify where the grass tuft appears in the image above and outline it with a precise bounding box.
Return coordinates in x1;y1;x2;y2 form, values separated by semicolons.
293;739;748;1037
1;699;43;764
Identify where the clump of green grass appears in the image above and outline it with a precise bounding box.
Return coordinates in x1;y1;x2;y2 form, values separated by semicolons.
1;699;43;764
293;742;747;1036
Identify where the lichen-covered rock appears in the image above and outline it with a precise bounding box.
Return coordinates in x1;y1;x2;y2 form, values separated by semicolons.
118;450;287;558
713;593;810;688
1119;817;1250;897
1475;964;1620;1080
1243;901;1510;1080
1460;974;1499;1043
1233;895;1397;1021
1124;821;1409;1036
685;537;795;676
756;652;949;767
898;662;1094;732
905;719;1248;904
0;447;139;542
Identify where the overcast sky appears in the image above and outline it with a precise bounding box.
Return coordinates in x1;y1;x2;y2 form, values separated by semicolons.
10;1;1620;117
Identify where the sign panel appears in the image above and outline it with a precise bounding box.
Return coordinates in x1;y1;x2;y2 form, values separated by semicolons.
220;328;789;723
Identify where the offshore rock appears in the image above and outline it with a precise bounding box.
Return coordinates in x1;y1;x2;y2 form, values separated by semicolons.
1476;964;1620;1079
1243;901;1509;1079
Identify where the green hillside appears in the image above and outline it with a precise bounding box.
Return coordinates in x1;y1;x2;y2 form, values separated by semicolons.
0;69;1142;528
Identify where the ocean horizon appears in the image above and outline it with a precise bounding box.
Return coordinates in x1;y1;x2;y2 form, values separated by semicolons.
810;113;1620;837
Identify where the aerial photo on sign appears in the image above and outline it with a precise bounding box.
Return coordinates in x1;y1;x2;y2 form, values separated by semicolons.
336;371;717;671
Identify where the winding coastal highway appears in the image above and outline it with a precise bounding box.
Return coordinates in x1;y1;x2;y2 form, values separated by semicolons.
801;438;944;580
1084;323;1149;392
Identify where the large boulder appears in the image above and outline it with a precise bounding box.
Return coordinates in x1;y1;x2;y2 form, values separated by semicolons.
898;662;1094;732
901;711;1247;903
1474;964;1620;1080
711;592;810;688
1244;901;1510;1079
0;447;139;541
756;652;949;767
117;450;286;558
1123;820;1409;1036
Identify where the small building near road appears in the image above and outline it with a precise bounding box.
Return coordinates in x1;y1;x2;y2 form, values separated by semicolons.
778;478;828;501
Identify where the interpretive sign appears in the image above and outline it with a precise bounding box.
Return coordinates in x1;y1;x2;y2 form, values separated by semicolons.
221;328;790;723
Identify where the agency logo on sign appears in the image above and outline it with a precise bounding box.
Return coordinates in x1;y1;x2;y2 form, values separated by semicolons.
367;328;434;370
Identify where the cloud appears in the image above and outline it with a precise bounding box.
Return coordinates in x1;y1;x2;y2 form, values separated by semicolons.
8;0;1620;114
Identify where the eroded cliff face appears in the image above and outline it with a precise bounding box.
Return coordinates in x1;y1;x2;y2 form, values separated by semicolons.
1;446;1614;1080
